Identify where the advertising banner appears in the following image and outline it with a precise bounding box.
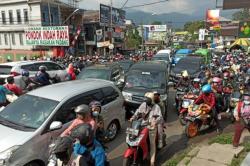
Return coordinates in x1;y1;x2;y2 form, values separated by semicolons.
100;4;126;27
149;25;167;32
206;9;220;30
199;29;205;41
25;26;69;46
239;21;250;38
97;41;110;48
223;0;250;9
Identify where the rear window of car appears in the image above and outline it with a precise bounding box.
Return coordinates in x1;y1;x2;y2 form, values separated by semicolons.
0;65;12;75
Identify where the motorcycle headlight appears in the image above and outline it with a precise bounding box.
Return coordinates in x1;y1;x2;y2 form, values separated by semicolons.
0;146;20;165
122;91;132;101
126;134;144;147
182;100;191;108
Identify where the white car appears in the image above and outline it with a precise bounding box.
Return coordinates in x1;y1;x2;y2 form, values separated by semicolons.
0;61;68;89
156;49;172;62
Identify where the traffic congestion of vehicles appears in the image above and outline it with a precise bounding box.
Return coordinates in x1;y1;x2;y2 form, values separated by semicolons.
0;46;249;166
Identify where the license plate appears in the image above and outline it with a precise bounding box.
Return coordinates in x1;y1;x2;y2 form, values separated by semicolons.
126;128;139;136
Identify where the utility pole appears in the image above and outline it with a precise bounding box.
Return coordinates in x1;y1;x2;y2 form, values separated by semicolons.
141;21;144;51
110;0;113;55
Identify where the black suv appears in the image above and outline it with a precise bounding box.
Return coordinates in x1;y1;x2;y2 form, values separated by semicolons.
77;63;124;89
122;61;170;119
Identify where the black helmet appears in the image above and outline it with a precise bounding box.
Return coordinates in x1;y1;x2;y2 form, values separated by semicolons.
7;76;14;84
70;123;94;145
53;136;73;154
74;104;90;114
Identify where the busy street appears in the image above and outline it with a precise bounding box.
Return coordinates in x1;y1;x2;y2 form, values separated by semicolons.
0;0;250;166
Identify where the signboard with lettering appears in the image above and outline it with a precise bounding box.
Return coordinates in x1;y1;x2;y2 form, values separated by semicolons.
25;26;69;46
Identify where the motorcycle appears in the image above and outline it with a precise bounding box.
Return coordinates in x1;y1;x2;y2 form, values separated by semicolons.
179;93;198;125
185;104;215;138
175;87;188;114
222;85;234;112
228;91;241;123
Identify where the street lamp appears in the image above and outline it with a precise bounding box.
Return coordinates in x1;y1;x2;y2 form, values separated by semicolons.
62;8;80;25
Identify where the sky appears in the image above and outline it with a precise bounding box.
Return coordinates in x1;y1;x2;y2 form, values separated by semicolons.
76;0;218;14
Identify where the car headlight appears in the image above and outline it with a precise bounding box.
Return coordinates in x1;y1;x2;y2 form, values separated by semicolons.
161;94;168;101
0;146;20;165
122;91;132;101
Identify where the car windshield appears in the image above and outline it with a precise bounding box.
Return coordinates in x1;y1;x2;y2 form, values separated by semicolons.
125;70;165;89
119;62;132;71
78;69;111;80
174;59;200;74
0;66;12;75
0;95;59;130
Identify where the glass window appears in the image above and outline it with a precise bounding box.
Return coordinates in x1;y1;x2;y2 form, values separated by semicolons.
19;33;23;45
21;64;36;71
16;9;21;24
0;34;2;45
23;9;28;23
4;34;8;45
101;87;119;105
42;12;46;22
78;69;111;80
9;10;13;24
11;33;15;45
0;95;59;130
44;62;63;71
1;11;6;24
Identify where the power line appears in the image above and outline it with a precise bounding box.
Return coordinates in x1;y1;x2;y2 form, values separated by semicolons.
121;0;129;9
124;0;169;9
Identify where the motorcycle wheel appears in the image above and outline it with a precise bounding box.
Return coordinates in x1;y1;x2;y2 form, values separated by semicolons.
179;113;187;126
185;121;199;138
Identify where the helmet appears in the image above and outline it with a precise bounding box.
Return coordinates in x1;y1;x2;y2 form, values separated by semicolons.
89;101;101;109
193;78;201;83
7;76;14;84
21;70;29;77
53;136;73;154
70;124;94;145
74;104;90;114
202;84;212;93
182;70;189;78
144;92;154;105
39;65;47;71
223;72;230;79
212;77;221;83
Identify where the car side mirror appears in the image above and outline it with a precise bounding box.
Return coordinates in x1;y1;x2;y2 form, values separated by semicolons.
49;121;62;131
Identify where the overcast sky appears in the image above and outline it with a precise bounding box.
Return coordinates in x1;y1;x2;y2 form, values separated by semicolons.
76;0;218;14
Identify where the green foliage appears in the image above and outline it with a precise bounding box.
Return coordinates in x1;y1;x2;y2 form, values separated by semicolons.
183;21;204;42
232;8;250;21
208;133;233;145
151;21;162;25
125;26;142;49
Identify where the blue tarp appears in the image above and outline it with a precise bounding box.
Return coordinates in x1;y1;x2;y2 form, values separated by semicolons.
176;49;192;54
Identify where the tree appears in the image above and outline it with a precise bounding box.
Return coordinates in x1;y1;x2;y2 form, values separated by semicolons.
125;26;142;49
232;8;250;21
183;21;204;41
151;21;162;25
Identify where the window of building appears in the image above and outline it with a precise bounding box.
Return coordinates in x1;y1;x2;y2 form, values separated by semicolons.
9;10;13;24
23;9;28;23
11;33;15;45
50;14;53;24
42;12;46;22
4;34;8;45
0;34;2;45
1;11;6;24
16;9;21;24
19;33;23;45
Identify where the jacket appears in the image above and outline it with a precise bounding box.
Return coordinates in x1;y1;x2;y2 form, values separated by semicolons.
5;83;22;96
35;71;50;85
194;92;216;109
0;85;12;103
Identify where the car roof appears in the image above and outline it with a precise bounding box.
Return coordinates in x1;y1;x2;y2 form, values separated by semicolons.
27;79;114;102
130;61;167;72
0;61;55;67
157;49;171;54
177;56;203;64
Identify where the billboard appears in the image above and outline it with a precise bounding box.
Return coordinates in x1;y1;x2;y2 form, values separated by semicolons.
148;25;167;32
25;26;69;46
100;4;126;27
239;21;250;38
206;9;220;30
223;0;250;9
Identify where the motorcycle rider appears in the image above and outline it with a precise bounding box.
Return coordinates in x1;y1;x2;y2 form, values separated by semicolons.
34;65;51;86
66;63;76;81
191;78;201;95
70;123;107;166
176;70;190;88
5;76;22;96
0;78;13;107
194;84;222;133
20;70;40;91
130;92;163;166
233;93;250;148
211;77;223;112
202;70;212;85
61;104;96;137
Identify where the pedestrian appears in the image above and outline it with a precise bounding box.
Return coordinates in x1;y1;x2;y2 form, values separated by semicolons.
5;76;22;96
66;63;76;81
0;78;13;107
233;94;250;148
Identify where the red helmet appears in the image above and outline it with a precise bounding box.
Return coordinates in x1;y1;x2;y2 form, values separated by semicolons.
223;72;230;78
212;77;221;83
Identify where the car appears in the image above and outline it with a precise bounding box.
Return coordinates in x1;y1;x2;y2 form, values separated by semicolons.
171;55;204;82
0;61;68;89
77;63;125;89
118;60;134;74
152;53;171;73
155;49;172;62
122;61;170;119
0;79;125;166
172;49;193;65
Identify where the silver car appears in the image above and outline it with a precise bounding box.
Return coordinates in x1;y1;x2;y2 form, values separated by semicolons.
0;79;125;166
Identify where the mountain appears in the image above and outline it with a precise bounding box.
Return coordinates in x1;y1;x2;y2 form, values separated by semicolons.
126;10;237;28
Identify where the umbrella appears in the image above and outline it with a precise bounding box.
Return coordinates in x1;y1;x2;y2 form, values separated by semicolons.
230;38;250;48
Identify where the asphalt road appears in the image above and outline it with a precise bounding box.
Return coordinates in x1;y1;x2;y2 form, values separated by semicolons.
106;89;234;165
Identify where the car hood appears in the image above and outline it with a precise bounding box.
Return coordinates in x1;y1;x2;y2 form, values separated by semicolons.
0;124;34;152
123;87;166;96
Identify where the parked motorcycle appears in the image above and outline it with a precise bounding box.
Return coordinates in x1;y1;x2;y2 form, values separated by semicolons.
185;104;215;138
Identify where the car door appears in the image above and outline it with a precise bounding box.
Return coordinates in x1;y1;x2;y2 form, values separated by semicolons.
100;86;121;129
43;62;67;80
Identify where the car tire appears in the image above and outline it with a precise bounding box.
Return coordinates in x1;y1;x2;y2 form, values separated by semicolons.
107;120;119;141
24;162;41;166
